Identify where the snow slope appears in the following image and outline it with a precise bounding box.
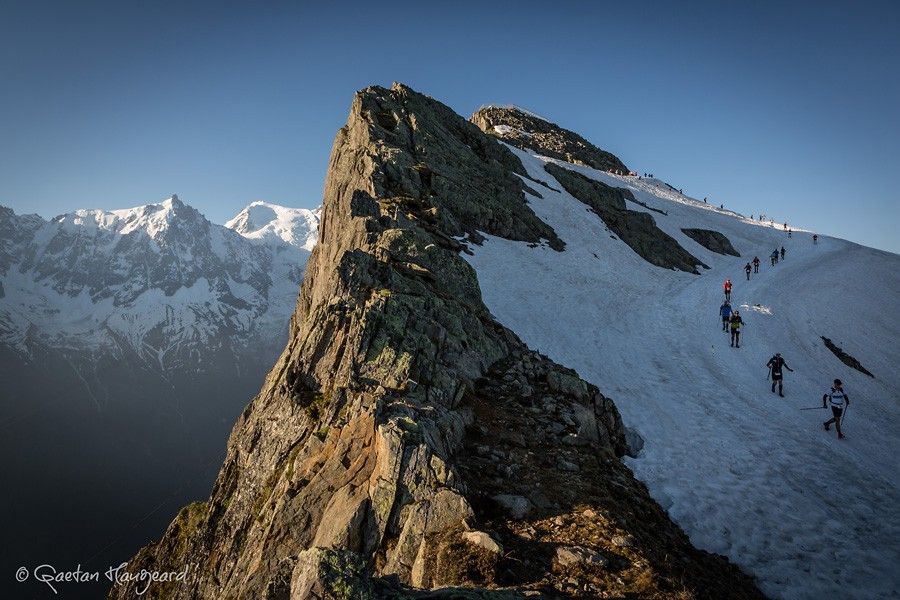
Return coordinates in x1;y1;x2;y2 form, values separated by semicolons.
464;145;900;599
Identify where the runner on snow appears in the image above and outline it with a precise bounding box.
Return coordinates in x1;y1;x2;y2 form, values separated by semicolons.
729;311;744;348
823;379;850;439
766;353;794;397
720;301;732;332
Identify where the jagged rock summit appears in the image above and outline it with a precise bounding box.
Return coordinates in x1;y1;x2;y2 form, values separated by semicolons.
471;105;630;174
111;83;763;599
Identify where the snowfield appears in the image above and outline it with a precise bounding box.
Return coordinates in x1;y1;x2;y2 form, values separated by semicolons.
464;146;900;599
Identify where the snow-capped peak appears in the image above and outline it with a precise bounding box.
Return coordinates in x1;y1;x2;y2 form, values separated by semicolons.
51;193;199;239
1;193;320;369
225;201;320;251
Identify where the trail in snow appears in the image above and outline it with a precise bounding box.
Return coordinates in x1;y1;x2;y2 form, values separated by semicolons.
465;146;900;599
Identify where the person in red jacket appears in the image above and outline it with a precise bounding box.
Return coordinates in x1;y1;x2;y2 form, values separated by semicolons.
723;278;732;302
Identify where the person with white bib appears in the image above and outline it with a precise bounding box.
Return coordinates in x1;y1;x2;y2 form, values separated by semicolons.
823;379;850;439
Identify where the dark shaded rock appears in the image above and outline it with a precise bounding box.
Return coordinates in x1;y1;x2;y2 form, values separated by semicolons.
290;548;375;599
545;163;707;273
492;494;534;520
624;427;645;458
374;575;540;598
821;336;875;377
457;354;764;600
681;228;741;257
471;106;629;174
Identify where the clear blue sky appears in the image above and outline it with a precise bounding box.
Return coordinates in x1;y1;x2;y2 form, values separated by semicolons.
2;0;898;252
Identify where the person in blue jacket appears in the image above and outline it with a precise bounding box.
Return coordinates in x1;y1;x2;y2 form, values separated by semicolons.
719;301;732;332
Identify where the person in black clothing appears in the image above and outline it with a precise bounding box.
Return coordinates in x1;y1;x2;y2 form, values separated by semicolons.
780;246;786;260
744;262;752;280
729;311;744;347
766;353;794;397
753;256;760;273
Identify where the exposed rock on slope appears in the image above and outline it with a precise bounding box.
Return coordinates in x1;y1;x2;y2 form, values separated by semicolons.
472;106;629;174
821;336;874;378
111;84;762;599
681;228;740;257
545;163;707;274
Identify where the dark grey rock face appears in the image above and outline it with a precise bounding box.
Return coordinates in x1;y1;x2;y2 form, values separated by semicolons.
472;106;629;174
681;228;741;257
821;336;874;377
358;88;565;250
0;206;43;273
110;84;762;600
545;163;708;273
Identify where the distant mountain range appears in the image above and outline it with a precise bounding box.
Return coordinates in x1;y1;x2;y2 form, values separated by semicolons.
0;195;319;598
0;195;319;400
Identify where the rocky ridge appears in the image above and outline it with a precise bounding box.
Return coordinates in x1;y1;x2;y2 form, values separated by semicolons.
472;106;630;174
110;84;763;599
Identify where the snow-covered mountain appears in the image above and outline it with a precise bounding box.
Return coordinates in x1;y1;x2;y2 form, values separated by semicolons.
0;195;320;590
463;139;900;599
225;200;319;251
0;195;319;387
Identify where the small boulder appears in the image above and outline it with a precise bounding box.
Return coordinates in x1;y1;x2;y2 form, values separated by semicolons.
557;458;579;472
461;530;503;554
611;534;636;548
546;422;566;435
555;545;609;569
492;494;533;519
624;427;644;458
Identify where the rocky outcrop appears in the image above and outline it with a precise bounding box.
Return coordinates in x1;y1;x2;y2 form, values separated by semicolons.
472;106;629;174
545;163;708;274
110;84;762;599
821;336;874;377
681;228;741;257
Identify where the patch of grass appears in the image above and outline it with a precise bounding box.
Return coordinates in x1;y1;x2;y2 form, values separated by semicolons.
174;501;207;548
294;389;330;422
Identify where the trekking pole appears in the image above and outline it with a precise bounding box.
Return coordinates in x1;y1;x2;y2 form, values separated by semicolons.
766;367;771;381
842;404;849;426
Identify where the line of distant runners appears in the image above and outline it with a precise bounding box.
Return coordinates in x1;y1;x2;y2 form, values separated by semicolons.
717;232;849;439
